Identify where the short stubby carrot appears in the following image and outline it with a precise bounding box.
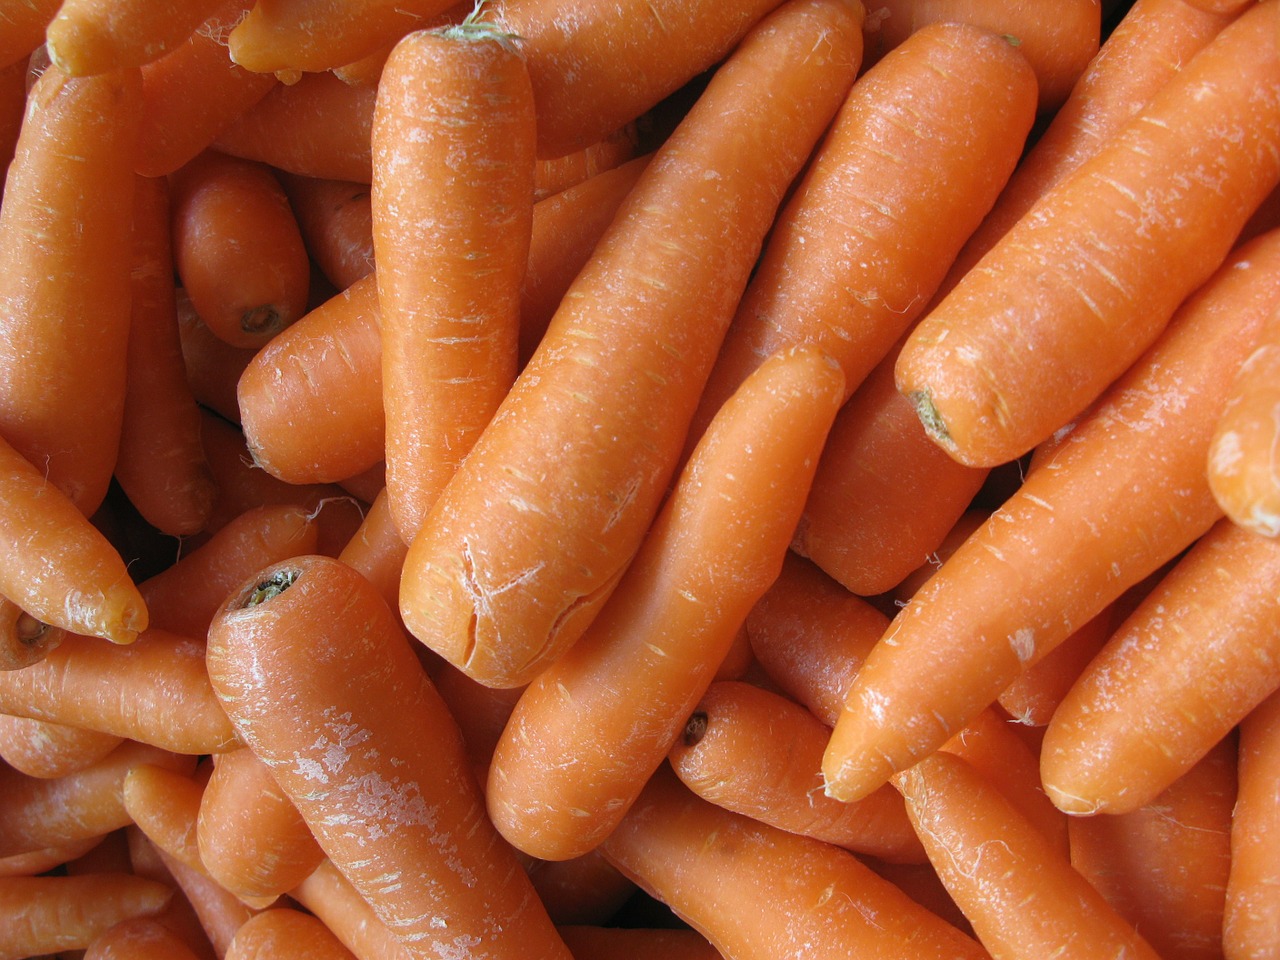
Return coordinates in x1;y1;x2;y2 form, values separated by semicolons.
896;0;1280;469
373;22;536;543
206;554;573;960
822;227;1280;804
398;0;865;689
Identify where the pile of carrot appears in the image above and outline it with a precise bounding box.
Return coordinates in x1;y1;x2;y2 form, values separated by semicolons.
2;0;1280;957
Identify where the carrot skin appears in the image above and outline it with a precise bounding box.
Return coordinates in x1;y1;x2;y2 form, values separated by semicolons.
45;0;229;75
1226;688;1280;960
225;908;359;960
0;713;122;779
85;916;208;960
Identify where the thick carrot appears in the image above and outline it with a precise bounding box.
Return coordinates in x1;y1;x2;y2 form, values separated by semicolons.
822;227;1280;804
0;873;175;960
485;344;844;861
670;679;925;863
0;713;121;779
894;749;1163;960
86;916;207;960
278;174;375;291
0;629;239;755
1225;687;1280;960
897;0;1280;469
1207;299;1280;537
0;62;140;515
45;0;228;75
169;150;311;349
1040;516;1280;815
398;0;865;689
685;20;1038;453
0;596;64;671
600;764;990;960
372;21;535;542
0;432;147;644
206;554;573;960
225;908;358;960
1068;737;1236;960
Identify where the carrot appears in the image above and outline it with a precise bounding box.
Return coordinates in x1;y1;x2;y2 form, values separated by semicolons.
333;488;406;616
1207;299;1280;537
0;62;140;515
0;595;64;671
398;0;864;689
124;828;221;960
86;916;207;960
600;763;990;960
226;0;462;75
885;507;989;607
0;836;103;878
1040;516;1280;815
685;20;1038;454
197;747;325;904
0;713;121;779
992;602;1112;727
822;227;1280;805
225;908;357;960
1182;0;1255;12
135;0;276;178
0;432;147;645
896;1;1280;469
557;925;723;960
531;124;639;202
1068;737;1236;960
45;0;228;75
524;852;637;927
0;0;59;68
372;21;535;543
176;291;259;424
0;629;240;755
893;749;1163;960
486;344;844;861
206;554;573;960
121;763;209;879
278;174;375;291
154;846;260;959
1225;687;1280;960
289;858;415;960
670;679;925;863
0;873;175;960
0;56;28;185
430;661;524;775
169;150;311;349
64;826;134;875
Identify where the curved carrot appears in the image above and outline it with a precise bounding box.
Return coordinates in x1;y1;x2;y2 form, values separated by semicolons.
1226;687;1280;960
686;20;1038;451
206;554;573;960
894;749;1163;960
0;713;121;779
0;596;64;671
1040;516;1280;815
486;344;844;861
1207;299;1280;537
822;228;1280;804
86;916;207;960
170;150;311;349
225;908;357;960
0;62;140;515
278;174;375;291
45;0;228;75
398;0;864;688
372;21;535;542
670;679;924;863
896;1;1280;469
600;764;990;960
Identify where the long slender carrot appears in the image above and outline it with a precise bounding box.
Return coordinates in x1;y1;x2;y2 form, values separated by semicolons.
206;554;573;960
822;227;1280;804
893;749;1164;960
45;0;228;75
225;908;358;960
0;61;140;516
600;764;990;960
398;0;865;689
373;20;535;543
685;20;1037;453
121;763;210;879
896;0;1280;469
85;916;207;960
1225;687;1280;960
0;713;121;779
1040;516;1280;815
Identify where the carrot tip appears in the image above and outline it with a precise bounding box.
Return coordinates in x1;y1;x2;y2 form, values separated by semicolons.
682;711;708;747
244;568;301;608
241;304;286;338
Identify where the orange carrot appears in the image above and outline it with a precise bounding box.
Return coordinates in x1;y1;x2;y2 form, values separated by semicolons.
531;124;639;201
894;749;1163;960
992;603;1112;727
0;57;28;184
1225;687;1280;960
398;0;864;688
124;828;220;960
0;596;64;671
557;925;723;960
601;764;990;960
289;858;415;960
0;62;140;515
430;660;524;775
121;762;210;879
523;852;637;928
335;488;407;615
486;344;844;861
0;836;103;878
0;0;59;69
206;554;573;960
372;21;535;542
1207;299;1280;537
896;1;1280;469
176;291;259;424
669;679;925;863
0;713;121;779
155;846;259;959
86;916;208;960
685;20;1038;452
278;174;375;291
225;908;358;960
822;227;1280;804
45;0;228;75
1040;516;1280;815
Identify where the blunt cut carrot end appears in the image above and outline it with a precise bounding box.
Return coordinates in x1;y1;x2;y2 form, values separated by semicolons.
240;568;302;609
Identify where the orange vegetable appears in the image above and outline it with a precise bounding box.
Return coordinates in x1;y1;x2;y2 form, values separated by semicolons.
278;174;375;291
225;908;358;960
1226;687;1280;960
85;916;207;960
0;596;64;671
45;0;228;75
0;713;121;779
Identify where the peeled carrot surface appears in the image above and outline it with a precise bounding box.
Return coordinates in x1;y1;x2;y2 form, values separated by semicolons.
2;2;1279;957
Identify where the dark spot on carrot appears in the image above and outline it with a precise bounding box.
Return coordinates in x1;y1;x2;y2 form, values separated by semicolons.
245;568;300;607
241;304;284;337
683;711;708;746
15;613;49;645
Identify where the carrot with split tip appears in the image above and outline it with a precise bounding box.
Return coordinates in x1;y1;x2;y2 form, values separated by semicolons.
0;596;64;671
206;554;573;960
822;226;1280;805
893;749;1164;960
1040;515;1280;815
86;916;207;960
897;0;1280;469
372;19;535;543
0;61;141;515
225;908;358;960
398;0;865;689
485;344;844;861
0;714;122;779
1225;687;1280;960
45;0;229;75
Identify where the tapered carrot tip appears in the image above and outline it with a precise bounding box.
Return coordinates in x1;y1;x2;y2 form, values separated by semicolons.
96;585;149;645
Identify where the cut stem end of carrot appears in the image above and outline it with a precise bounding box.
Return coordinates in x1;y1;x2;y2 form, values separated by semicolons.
907;389;954;451
244;568;301;608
